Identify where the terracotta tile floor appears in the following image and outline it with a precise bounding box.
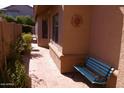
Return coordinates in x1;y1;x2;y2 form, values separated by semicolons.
27;43;104;88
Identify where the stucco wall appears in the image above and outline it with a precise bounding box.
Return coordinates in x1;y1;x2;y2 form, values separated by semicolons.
89;6;123;87
35;15;49;47
35;16;42;43
62;6;91;55
49;6;92;73
116;7;124;88
49;6;64;51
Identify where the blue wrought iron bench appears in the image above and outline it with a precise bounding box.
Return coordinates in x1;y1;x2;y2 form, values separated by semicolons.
74;57;114;85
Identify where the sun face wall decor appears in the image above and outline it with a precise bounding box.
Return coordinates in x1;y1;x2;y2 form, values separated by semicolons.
71;14;83;27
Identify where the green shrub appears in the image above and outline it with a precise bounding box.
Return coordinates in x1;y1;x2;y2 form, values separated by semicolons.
22;33;32;43
0;33;32;88
24;16;34;26
4;16;15;22
22;33;32;53
16;16;25;24
16;16;34;26
22;25;32;33
7;60;28;88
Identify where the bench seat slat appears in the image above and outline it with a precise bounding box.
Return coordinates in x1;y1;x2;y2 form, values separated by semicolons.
86;61;108;77
74;65;106;84
74;66;96;83
88;57;111;69
86;62;108;77
87;59;110;72
74;57;114;85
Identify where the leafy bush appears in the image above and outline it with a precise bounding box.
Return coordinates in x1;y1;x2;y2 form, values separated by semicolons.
22;33;32;54
14;33;32;55
24;16;34;26
16;16;24;24
7;60;28;88
16;16;34;33
1;15;34;26
4;16;15;22
16;16;34;26
0;33;32;88
22;33;32;43
22;25;32;33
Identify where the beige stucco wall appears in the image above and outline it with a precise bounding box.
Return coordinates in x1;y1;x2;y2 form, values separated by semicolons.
89;6;124;87
48;6;64;71
116;7;124;88
49;6;64;50
49;6;92;73
50;6;91;73
62;5;91;55
35;6;124;87
35;13;49;47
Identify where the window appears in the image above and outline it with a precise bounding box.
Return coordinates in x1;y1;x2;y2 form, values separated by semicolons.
52;13;59;43
42;19;48;39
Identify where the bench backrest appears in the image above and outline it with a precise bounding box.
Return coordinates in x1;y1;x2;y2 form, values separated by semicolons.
85;57;114;78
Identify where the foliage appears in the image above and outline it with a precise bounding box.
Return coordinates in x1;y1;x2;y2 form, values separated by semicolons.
22;25;32;33
7;60;28;87
0;33;32;88
0;10;5;18
16;16;34;33
4;16;16;22
24;16;35;26
16;16;24;24
0;69;10;87
22;33;32;43
14;33;32;54
16;16;34;26
1;14;34;26
20;33;32;54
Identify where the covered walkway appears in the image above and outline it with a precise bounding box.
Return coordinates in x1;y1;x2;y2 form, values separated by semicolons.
28;43;91;88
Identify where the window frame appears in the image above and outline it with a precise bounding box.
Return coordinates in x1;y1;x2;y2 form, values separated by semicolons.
52;13;59;43
42;19;48;39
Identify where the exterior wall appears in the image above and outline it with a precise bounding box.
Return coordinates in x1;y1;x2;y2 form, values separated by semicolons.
58;6;91;73
35;5;124;87
49;48;61;70
63;6;91;54
49;6;92;73
35;16;49;48
49;6;64;72
89;6;124;87
116;7;124;88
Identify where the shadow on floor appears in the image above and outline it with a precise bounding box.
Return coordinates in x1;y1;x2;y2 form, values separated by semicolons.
22;54;30;75
23;52;43;75
32;49;40;52
22;54;32;88
63;72;106;88
30;53;43;58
